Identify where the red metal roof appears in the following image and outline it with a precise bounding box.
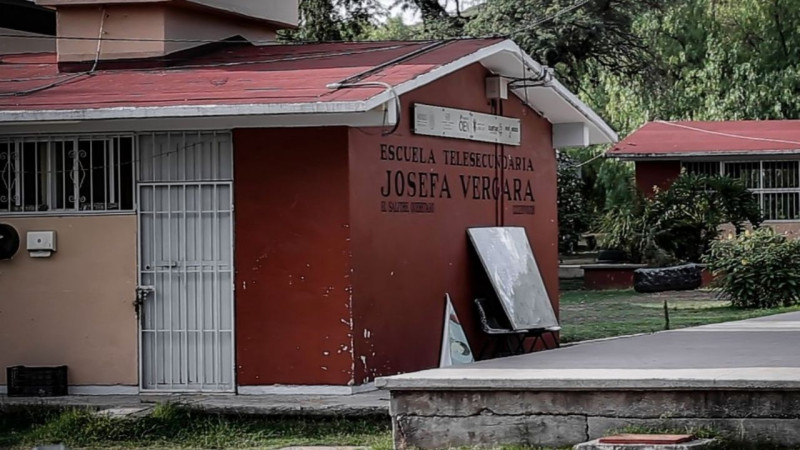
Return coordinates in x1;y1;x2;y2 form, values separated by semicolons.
0;39;502;111
609;120;800;158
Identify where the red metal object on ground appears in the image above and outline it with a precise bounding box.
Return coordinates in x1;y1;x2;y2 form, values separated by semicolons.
598;434;695;445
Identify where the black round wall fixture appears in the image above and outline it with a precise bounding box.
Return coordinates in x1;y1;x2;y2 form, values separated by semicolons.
0;223;20;260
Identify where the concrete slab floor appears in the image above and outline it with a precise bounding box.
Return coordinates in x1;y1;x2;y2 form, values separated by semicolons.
379;312;800;448
378;311;800;390
0;390;389;417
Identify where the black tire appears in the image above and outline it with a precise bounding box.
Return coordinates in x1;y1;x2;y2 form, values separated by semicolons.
634;264;702;293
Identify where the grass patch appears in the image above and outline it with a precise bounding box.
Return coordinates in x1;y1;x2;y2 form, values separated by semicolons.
0;403;392;449
559;289;800;343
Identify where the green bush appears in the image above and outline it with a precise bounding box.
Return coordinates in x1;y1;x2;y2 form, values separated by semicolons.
557;152;591;254
599;173;762;264
704;228;800;308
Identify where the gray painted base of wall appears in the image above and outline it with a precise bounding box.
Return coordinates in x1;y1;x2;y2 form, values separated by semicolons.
389;390;800;449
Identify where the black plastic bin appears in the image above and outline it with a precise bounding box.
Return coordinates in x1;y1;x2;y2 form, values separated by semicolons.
7;365;68;397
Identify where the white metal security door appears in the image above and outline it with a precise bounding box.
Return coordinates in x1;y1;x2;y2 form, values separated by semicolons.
138;183;234;391
137;132;234;392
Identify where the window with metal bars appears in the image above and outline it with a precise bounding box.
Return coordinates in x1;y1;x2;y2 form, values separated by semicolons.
0;135;135;213
681;160;800;221
681;161;720;177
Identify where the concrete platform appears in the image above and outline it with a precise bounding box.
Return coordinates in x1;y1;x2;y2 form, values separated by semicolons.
377;312;800;449
0;390;389;417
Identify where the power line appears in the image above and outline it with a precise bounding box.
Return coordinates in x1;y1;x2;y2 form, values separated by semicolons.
0;32;445;46
0;43;419;68
503;0;592;38
0;33;276;45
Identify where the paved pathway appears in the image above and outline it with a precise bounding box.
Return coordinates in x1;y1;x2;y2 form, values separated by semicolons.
0;389;389;417
379;311;800;390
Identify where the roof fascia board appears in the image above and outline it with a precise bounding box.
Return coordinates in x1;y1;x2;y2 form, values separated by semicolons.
0;108;389;134
510;47;618;144
364;39;618;144
0;100;371;123
611;150;800;160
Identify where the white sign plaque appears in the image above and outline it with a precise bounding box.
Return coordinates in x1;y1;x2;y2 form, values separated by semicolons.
413;103;521;146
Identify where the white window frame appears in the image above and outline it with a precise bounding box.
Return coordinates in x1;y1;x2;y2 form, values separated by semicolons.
0;134;137;216
681;159;800;222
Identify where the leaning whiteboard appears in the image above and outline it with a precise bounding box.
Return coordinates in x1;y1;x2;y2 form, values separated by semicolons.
467;227;559;330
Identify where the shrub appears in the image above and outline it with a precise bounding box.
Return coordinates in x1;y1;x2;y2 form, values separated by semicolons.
557;152;591;254
704;228;800;308
599;173;762;264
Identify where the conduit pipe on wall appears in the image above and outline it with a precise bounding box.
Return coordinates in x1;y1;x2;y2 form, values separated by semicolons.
326;81;401;135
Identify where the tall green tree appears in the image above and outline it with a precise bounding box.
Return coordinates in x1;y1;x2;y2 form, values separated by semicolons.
466;0;668;87
283;0;380;41
585;0;800;134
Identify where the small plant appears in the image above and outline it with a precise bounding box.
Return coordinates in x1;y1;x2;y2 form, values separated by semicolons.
704;228;800;308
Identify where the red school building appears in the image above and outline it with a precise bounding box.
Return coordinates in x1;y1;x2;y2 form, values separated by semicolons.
0;0;616;395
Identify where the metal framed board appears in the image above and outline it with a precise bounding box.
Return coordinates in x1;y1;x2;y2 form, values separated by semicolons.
467;227;559;330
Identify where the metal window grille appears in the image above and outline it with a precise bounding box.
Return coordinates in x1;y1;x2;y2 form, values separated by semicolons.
683;160;800;221
138;131;233;183
681;161;720;177
0;135;135;214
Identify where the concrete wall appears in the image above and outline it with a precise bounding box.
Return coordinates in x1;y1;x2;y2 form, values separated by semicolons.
188;0;298;26
233;127;354;387
0;28;55;54
348;62;559;384
390;389;800;449
53;3;278;63
0;215;138;386
56;4;167;62
41;0;297;27
164;5;277;55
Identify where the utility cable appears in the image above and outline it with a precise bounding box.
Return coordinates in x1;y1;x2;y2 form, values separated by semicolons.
325;81;401;135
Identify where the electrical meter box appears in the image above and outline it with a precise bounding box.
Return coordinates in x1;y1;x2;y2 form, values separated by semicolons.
27;231;56;258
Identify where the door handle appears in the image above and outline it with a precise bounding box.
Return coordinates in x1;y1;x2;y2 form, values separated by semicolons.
134;286;155;319
155;261;179;268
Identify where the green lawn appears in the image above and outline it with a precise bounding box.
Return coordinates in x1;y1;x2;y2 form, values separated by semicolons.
559;288;800;343
5;290;799;449
0;403;393;449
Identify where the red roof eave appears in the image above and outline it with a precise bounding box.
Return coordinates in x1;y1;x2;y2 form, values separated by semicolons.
610;120;800;159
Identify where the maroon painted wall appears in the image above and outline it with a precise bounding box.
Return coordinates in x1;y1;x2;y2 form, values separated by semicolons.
583;267;638;290
233;64;561;387
348;63;559;384
635;160;681;195
234;127;354;386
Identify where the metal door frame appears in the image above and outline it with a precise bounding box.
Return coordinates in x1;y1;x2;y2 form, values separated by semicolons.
136;180;235;393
